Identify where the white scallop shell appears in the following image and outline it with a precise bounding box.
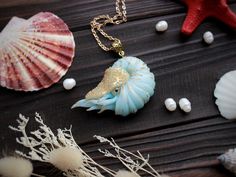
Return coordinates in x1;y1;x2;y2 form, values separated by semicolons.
214;70;236;120
0;12;75;91
218;148;236;175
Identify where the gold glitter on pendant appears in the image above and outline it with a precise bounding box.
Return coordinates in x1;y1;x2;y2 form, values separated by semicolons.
85;67;129;100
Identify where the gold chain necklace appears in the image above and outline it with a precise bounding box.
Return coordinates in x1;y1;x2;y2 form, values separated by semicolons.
90;0;127;57
72;0;156;117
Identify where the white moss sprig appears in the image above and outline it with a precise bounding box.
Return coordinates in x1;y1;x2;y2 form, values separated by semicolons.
94;135;166;177
9;113;115;177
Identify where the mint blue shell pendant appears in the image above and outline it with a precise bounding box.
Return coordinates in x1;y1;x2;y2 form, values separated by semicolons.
72;56;156;116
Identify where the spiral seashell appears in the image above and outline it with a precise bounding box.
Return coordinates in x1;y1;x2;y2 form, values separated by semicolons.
72;56;156;116
214;70;236;120
218;148;236;175
0;12;75;91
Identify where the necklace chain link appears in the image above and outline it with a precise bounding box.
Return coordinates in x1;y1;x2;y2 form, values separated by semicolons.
90;0;127;56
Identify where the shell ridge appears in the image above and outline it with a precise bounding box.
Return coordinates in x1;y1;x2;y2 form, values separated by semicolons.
19;39;65;76
115;85;130;116
126;84;139;113
12;40;60;89
123;84;138;114
8;43;37;90
129;80;151;103
18;38;72;69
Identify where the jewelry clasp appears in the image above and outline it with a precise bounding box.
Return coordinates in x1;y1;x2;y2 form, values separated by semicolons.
112;39;125;57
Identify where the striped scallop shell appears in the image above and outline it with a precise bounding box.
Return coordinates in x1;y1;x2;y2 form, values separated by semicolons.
72;56;156;116
0;12;75;91
214;70;236;120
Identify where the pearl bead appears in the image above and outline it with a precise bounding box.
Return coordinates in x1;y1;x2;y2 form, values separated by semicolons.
165;98;177;112
203;31;214;44
179;98;191;113
155;20;168;32
63;78;76;90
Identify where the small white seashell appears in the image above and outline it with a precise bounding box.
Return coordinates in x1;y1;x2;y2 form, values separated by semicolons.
0;157;33;177
155;20;168;32
115;170;140;177
49;147;83;171
203;31;214;44
63;78;76;90
179;98;191;113
214;70;236;120
164;98;177;111
218;148;236;175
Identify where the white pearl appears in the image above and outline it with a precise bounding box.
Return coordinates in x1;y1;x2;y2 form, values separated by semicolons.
165;98;177;111
63;78;76;90
203;31;214;44
179;98;191;113
155;20;168;32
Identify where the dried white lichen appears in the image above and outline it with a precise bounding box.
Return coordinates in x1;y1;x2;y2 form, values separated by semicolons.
9;113;170;177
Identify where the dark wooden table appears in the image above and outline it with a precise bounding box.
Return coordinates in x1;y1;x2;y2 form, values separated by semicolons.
1;0;236;176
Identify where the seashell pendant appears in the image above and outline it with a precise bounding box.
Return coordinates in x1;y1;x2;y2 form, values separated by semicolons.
72;56;156;116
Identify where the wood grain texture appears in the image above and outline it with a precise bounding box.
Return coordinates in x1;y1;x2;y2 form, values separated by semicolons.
1;0;236;177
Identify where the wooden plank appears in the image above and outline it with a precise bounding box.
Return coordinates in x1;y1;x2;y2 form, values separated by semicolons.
1;0;236;177
81;117;236;172
0;0;60;8
1;8;236;142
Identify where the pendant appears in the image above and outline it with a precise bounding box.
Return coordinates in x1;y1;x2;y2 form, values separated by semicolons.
72;56;156;116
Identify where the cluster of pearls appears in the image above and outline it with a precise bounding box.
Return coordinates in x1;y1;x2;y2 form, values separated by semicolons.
164;98;191;113
155;21;215;45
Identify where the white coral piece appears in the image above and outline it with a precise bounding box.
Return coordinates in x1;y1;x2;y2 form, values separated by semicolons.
94;135;163;177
